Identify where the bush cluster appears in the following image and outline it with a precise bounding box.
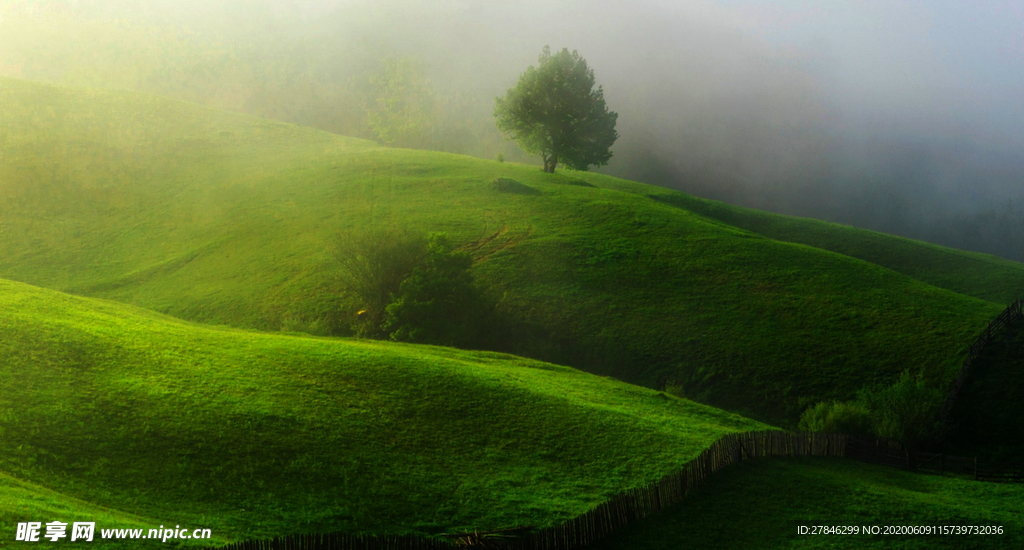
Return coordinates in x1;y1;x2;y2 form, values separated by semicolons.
799;370;946;450
332;228;493;348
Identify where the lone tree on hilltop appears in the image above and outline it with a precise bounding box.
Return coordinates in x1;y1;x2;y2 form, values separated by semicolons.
495;46;618;173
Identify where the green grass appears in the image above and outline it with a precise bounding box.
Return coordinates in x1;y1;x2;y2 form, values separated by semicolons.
586;457;1024;550
647;193;1024;306
944;318;1024;462
0;277;768;543
0;469;211;548
0;77;1017;424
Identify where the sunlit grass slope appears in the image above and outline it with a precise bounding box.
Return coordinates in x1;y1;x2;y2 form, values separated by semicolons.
0;278;767;541
0;77;1017;422
587;457;1024;550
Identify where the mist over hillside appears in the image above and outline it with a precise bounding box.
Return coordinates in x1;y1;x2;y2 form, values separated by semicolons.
2;0;1023;261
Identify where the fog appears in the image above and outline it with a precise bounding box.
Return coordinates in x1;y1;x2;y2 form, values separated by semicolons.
3;0;1022;260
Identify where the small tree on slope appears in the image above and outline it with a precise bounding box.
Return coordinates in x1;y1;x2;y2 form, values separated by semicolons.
494;46;618;173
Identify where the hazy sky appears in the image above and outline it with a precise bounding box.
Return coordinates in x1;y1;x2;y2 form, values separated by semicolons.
718;0;1024;143
11;0;1020;145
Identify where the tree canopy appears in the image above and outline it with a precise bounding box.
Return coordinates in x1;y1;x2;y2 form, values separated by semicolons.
495;46;618;173
364;56;435;147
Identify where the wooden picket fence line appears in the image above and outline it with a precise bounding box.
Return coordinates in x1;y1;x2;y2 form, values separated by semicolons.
846;436;909;470
202;431;846;550
845;436;1024;483
939;297;1024;421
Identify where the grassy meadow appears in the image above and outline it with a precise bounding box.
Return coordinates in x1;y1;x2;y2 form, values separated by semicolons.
1;75;1023;548
0;471;178;548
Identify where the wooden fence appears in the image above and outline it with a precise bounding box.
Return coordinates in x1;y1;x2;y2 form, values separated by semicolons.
846;436;910;470
913;451;978;478
939;297;1024;421
201;431;846;550
976;463;1024;483
499;431;846;550
846;436;1024;483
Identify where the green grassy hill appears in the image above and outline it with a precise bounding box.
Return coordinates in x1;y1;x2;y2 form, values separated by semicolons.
586;457;1024;550
0;277;767;543
647;192;1024;306
0;77;1019;423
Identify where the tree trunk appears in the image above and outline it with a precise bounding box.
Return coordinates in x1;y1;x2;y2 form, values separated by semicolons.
544;156;558;173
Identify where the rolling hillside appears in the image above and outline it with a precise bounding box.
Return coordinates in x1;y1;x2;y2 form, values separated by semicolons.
0;277;767;542
645;192;1024;306
0;77;1020;423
